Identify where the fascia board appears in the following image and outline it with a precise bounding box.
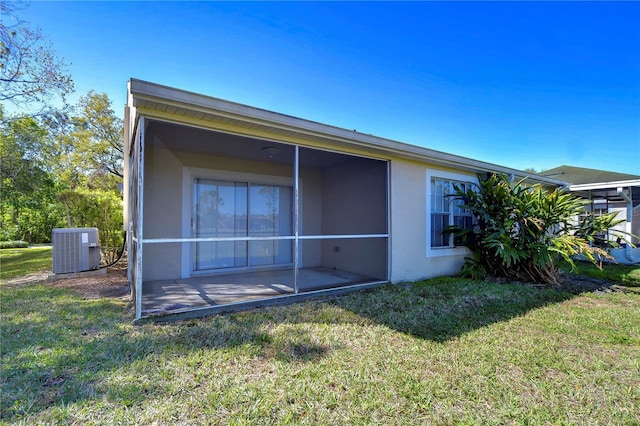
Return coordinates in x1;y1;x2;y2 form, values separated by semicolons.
569;180;640;191
128;78;565;187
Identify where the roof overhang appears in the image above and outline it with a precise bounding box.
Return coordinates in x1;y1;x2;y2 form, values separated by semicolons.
568;179;640;192
127;78;565;187
569;180;640;204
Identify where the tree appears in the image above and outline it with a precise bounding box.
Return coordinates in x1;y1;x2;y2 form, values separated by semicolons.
0;106;64;242
50;92;124;262
450;173;627;286
0;89;126;259
71;91;124;178
0;1;74;119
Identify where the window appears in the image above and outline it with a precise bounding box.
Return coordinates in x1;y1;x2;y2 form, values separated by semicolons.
579;206;609;247
430;177;473;248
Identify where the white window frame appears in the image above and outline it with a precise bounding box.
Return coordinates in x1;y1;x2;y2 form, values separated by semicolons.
426;169;476;258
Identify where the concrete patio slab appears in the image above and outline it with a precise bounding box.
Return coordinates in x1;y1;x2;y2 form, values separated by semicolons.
141;267;375;314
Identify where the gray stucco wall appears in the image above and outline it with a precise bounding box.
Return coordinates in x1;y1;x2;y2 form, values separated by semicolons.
319;158;388;279
389;160;472;282
142;136;183;281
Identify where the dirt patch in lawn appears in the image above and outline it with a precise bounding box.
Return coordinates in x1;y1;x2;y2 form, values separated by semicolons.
559;273;628;295
491;273;630;295
5;267;131;301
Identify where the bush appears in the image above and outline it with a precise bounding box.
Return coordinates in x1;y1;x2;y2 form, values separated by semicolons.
450;173;625;286
0;240;29;249
58;188;124;265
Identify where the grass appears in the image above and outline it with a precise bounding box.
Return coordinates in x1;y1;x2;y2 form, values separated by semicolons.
571;261;640;287
2;272;639;424
0;247;51;282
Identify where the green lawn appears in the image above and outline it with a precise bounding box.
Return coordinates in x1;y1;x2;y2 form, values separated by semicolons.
572;261;640;287
2;274;639;424
0;246;52;282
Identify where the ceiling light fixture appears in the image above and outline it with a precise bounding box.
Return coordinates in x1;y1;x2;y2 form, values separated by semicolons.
261;147;280;158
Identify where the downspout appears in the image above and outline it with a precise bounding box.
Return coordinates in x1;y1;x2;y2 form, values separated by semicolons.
616;187;637;262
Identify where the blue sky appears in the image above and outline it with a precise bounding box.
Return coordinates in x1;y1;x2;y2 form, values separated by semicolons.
13;1;640;175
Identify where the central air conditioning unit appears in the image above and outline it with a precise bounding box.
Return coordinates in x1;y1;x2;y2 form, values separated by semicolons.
52;228;101;274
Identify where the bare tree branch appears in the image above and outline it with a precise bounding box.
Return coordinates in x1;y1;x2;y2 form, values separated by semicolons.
1;1;74;115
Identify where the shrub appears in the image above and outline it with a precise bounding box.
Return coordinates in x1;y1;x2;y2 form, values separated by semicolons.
0;240;29;249
58;188;124;265
449;173;626;286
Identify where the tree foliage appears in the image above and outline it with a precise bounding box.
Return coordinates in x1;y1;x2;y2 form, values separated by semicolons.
52;92;124;262
450;173;627;286
0;92;124;263
0;1;74;118
0;107;64;242
52;91;124;191
0;3;123;264
69;91;123;178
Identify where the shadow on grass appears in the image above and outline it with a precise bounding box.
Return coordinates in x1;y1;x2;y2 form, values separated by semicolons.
1;276;574;422
0;283;336;421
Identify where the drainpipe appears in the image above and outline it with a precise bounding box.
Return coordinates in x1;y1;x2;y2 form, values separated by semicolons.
616;187;637;262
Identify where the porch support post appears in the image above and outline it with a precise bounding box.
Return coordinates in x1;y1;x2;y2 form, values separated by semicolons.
386;160;391;282
617;187;637;261
606;196;610;241
135;117;145;320
294;145;300;294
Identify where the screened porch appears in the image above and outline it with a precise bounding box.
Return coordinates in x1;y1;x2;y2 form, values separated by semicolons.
128;118;389;319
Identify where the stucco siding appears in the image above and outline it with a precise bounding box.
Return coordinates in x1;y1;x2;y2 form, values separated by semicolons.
319;158;388;279
142;136;183;281
299;168;323;267
389;159;473;282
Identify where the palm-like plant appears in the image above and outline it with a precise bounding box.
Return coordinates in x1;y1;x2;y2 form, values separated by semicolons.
450;173;627;286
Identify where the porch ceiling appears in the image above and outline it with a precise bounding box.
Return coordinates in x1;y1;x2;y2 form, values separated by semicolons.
146;119;364;169
137;98;340;153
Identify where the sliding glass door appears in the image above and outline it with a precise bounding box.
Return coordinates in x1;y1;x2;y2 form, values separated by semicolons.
248;185;293;266
193;178;292;271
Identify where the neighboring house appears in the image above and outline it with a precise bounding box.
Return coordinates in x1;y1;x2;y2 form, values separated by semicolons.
124;79;564;320
541;165;640;263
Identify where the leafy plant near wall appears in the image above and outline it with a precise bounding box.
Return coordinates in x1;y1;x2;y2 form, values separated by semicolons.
449;173;628;286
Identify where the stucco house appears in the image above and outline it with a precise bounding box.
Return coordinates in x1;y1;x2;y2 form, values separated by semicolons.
541;165;640;263
124;79;565;320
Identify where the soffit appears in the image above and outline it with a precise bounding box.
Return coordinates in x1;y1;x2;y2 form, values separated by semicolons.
135;98;340;152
